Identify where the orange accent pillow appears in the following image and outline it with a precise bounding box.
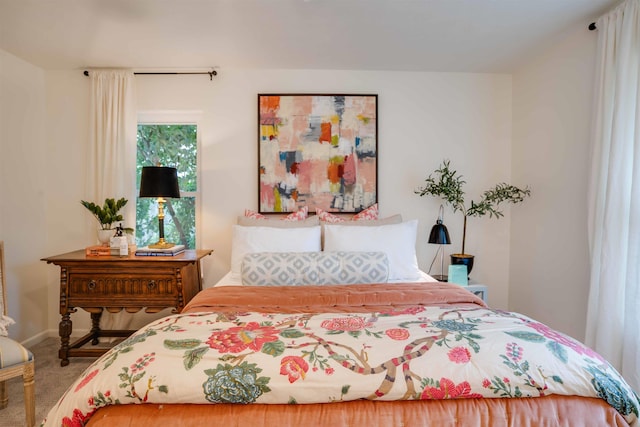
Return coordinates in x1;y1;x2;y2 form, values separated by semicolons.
316;204;378;223
244;206;308;221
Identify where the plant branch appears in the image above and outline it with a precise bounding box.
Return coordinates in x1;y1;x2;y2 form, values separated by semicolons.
466;184;531;218
416;160;531;254
414;160;467;215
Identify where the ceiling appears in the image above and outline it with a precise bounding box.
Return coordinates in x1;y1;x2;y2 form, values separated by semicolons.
0;0;617;74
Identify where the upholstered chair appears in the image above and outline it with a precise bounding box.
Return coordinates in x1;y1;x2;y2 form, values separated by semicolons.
0;241;35;427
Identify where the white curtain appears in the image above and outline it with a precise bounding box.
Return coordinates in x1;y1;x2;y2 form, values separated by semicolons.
87;69;137;220
86;69;137;330
586;0;640;392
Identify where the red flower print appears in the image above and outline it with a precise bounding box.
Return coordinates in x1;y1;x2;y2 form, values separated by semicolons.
421;378;483;399
62;408;92;427
447;347;471;364
130;352;157;375
74;369;99;393
280;356;309;383
321;316;372;332
325;367;335;375
206;322;279;353
524;320;606;362
385;328;410;340
482;379;491;388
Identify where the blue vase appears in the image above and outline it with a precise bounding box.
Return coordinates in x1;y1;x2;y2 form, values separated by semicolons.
450;254;474;277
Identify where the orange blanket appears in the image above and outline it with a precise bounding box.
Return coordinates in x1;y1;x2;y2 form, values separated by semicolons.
183;281;486;313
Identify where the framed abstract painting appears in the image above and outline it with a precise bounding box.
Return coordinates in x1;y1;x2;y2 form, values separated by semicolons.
258;94;378;214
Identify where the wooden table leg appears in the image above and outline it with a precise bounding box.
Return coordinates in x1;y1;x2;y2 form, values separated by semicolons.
90;310;103;345
58;311;72;367
0;381;7;409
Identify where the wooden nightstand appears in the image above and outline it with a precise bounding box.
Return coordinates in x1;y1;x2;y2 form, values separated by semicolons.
42;249;212;366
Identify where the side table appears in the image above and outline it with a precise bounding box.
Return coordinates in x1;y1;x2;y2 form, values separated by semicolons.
42;249;212;366
466;283;488;304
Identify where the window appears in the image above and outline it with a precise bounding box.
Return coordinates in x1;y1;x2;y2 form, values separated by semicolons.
136;112;200;249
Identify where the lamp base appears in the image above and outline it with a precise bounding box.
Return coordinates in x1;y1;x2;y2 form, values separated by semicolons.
432;274;448;282
149;240;175;249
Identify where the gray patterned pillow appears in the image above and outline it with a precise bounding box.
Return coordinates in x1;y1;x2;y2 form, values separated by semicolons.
241;251;389;286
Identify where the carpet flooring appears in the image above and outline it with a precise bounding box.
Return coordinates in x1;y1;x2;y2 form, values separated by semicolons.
2;337;94;427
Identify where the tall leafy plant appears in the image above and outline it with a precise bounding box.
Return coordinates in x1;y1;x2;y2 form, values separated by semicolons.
415;160;531;254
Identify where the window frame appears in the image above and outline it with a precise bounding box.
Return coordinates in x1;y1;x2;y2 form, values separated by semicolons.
137;110;202;249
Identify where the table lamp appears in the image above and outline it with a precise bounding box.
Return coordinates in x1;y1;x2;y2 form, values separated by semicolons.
428;205;451;281
139;166;180;249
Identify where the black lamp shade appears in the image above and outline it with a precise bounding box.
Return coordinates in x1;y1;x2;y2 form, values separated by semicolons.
139;166;180;198
428;220;451;245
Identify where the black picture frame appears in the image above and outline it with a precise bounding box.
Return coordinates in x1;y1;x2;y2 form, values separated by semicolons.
257;93;378;214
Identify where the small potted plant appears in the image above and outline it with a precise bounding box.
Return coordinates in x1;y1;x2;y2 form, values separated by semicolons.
81;198;133;244
415;160;530;274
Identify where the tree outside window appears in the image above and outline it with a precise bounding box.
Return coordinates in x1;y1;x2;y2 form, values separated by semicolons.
136;123;198;249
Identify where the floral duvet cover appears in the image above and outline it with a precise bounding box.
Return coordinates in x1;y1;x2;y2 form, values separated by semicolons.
41;283;640;427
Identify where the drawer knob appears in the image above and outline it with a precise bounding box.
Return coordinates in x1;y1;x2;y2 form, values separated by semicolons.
87;280;97;290
147;280;157;290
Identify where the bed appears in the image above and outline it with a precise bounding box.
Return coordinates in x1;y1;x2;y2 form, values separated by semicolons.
40;216;640;426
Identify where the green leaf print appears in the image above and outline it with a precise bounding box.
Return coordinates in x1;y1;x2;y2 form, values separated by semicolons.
184;346;209;370
262;340;286;357
505;331;546;342
164;339;202;349
546;341;568;363
280;328;306;338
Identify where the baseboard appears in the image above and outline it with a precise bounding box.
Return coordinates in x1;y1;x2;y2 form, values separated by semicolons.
21;328;91;348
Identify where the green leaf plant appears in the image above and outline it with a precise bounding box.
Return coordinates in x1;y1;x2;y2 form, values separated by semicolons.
81;197;132;232
415;160;531;255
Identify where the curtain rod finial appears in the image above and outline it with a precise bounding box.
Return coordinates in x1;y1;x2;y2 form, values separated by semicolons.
589;22;597;31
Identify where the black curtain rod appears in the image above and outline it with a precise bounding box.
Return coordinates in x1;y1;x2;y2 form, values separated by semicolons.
83;70;218;80
589;22;597;31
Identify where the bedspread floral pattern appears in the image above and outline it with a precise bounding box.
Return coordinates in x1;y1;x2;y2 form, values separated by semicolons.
42;306;640;426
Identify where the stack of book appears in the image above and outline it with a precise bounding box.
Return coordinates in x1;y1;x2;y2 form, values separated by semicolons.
85;245;111;256
135;244;186;257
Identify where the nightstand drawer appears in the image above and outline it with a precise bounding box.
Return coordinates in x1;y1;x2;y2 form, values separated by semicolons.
68;272;175;297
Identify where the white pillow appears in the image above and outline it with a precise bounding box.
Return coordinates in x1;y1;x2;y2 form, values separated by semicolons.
238;215;320;228
230;225;321;280
323;220;421;281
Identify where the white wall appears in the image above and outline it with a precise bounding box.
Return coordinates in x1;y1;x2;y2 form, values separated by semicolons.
0;50;49;342
134;70;514;306
43;70;94;334
8;45;577;344
31;68;514;340
2;39;599;346
511;23;597;341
